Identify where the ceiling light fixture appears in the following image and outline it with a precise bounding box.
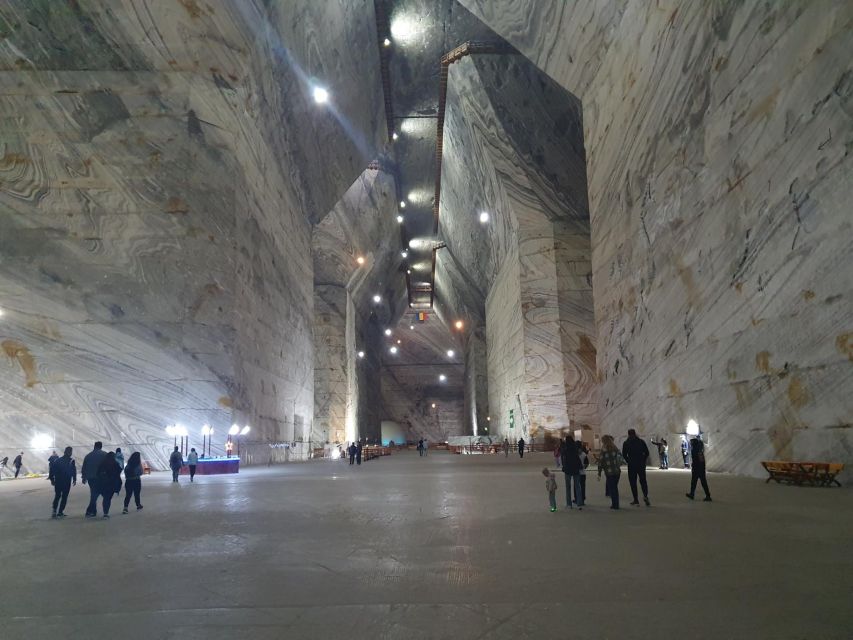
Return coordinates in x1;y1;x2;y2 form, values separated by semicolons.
439;374;447;382
385;328;392;336
401;250;408;258
357;351;365;358
454;320;464;330
389;346;398;354
479;211;490;223
447;350;455;358
392;131;399;140
373;295;381;304
383;37;392;47
312;86;329;104
399;200;406;208
356;256;365;265
396;339;401;344
397;215;404;223
409;325;414;330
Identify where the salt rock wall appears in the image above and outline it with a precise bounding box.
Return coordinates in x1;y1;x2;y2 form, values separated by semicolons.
461;0;853;475
439;54;598;439
0;1;384;470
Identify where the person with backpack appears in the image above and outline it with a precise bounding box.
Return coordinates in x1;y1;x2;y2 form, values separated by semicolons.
96;451;122;518
48;446;77;518
122;452;144;513
686;437;712;502
187;447;199;482
169;446;183;483
597;435;625;510
82;441;107;517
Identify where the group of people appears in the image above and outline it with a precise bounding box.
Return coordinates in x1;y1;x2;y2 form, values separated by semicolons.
0;452;25;479
544;430;712;511
346;440;364;465
416;439;430;456
40;442;203;519
499;437;527;458
45;442;145;519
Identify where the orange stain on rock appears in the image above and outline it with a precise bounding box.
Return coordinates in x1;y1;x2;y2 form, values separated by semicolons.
668;379;682;397
165;197;189;214
836;333;853;361
2;340;39;387
577;334;597;374
218;396;233;408
787;376;810;409
802;289;816;300
755;351;772;373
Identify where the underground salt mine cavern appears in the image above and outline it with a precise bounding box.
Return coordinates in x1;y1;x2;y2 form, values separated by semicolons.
0;1;851;638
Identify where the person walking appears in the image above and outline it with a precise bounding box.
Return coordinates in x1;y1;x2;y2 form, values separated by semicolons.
423;439;428;456
187;448;199;482
542;467;558;512
348;442;356;465
503;438;510;458
48;450;59;467
0;455;8;479
561;435;583;510
13;452;23;478
114;447;125;470
48;446;76;518
686;437;712;501
597;435;625;510
553;442;562;469
82;441;107;517
169;447;183;482
681;437;690;468
622;429;651;506
576;441;589;506
517;438;525;459
97;451;122;518
356;440;363;465
122;452;144;513
417;439;424;457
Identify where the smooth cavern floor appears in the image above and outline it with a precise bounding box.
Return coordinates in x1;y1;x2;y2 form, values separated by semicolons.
1;451;851;640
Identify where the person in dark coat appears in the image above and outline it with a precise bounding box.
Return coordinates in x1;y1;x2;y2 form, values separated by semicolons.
169;447;183;483
13;452;23;478
576;441;590;505
560;435;583;509
48;450;59;467
681;438;690;468
417;439;424;457
622;429;651;506
96;452;122;518
82;441;107;517
48;446;76;518
348;442;356;465
122;451;144;513
356;440;363;465
686;437;712;501
517;438;525;458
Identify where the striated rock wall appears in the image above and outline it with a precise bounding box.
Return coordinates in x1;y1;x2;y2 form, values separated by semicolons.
0;1;384;470
460;0;853;474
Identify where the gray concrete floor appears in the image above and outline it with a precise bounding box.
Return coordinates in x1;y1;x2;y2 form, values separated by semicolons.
1;451;851;639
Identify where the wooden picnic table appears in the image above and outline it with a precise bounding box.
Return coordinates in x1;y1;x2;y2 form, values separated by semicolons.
761;461;843;487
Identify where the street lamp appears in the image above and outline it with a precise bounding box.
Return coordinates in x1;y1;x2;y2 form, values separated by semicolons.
201;425;212;458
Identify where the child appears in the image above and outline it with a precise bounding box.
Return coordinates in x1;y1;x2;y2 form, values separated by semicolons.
542;467;558;512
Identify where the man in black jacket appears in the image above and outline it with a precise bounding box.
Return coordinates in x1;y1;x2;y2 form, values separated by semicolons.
560;435;583;509
13;452;23;478
81;441;107;517
49;446;77;518
622;429;651;506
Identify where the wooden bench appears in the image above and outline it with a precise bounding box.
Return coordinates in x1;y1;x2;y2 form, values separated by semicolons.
761;461;843;487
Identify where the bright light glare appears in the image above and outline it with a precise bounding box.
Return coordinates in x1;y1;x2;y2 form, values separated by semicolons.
357;351;365;358
0;308;4;317
392;131;398;140
686;419;700;436
439;374;447;382
401;251;408;258
240;426;251;436
373;295;381;303
389;346;398;354
175;424;188;437
431;403;436;408
454;320;464;330
399;200;406;208
396;215;404;223
229;424;240;436
31;432;52;449
383;38;391;47
410;325;415;330
165;425;175;436
201;424;211;436
356;256;365;265
312;86;329;104
390;16;418;40
331;448;342;459
385;328;392;336
447;350;455;358
479;211;490;223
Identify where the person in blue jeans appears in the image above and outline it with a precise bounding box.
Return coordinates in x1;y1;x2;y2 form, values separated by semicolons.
560;435;583;510
542;468;558;512
597;435;625;509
